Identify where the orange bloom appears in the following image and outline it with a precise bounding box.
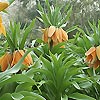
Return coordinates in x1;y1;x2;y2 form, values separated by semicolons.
96;45;100;60
85;46;100;69
0;15;6;36
85;47;96;64
42;26;68;47
11;50;33;67
0;52;12;71
0;2;9;12
0;50;33;71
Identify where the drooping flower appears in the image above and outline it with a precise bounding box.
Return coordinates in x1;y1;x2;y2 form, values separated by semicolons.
0;2;9;12
0;15;6;36
11;50;33;67
42;26;68;47
0;50;33;71
85;47;96;64
85;46;100;69
0;52;13;71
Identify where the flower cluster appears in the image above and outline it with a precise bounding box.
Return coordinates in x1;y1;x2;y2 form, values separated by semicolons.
42;26;68;47
85;46;100;69
0;50;33;71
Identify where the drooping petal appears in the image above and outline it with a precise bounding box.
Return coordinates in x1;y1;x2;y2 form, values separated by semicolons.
85;47;96;56
0;23;6;36
96;45;100;60
11;50;22;67
93;60;100;69
18;50;29;65
48;26;56;37
85;55;92;63
91;51;97;64
51;29;58;42
0;15;2;23
19;50;33;66
57;28;62;42
26;53;33;65
61;28;68;41
42;28;48;43
0;2;9;12
11;50;33;67
0;52;12;71
52;40;59;47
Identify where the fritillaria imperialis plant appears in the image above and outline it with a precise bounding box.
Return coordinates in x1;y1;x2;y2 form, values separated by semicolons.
37;0;72;48
0;19;35;71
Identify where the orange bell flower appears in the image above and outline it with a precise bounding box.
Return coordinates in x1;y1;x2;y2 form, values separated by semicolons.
85;47;96;64
0;52;12;71
42;26;68;47
85;46;100;69
11;50;33;67
0;2;9;12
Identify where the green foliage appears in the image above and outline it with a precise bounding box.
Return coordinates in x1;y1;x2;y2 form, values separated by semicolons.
6;19;35;52
69;92;96;100
0;48;46;100
37;0;72;27
28;51;84;100
75;20;100;51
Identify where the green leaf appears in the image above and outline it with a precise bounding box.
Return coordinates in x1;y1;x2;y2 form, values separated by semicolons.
19;19;35;49
61;95;68;100
51;42;66;54
66;25;77;33
58;7;72;27
7;0;15;4
69;93;96;100
11;93;24;100
0;93;12;100
6;33;15;52
0;74;35;87
72;81;81;90
19;91;46;100
15;83;33;92
21;96;36;100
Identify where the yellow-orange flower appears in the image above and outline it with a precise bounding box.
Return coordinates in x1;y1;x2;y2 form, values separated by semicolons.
0;2;9;12
0;50;33;71
85;46;100;69
0;52;12;71
42;26;68;47
0;15;6;36
85;47;96;64
11;50;33;67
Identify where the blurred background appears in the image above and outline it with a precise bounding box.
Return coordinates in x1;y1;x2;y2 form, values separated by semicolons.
1;0;100;40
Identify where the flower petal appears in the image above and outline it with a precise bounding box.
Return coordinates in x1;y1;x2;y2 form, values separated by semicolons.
48;26;56;37
42;28;48;43
11;50;22;67
93;60;100;69
0;52;12;71
0;2;9;12
85;47;96;56
61;28;68;41
0;23;6;36
96;45;100;60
